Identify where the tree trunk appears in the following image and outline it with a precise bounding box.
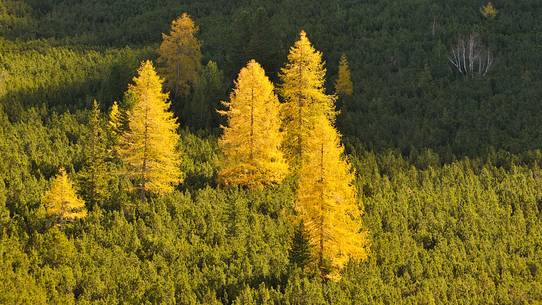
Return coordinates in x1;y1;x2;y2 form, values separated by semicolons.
250;85;254;160
141;84;149;201
319;141;325;281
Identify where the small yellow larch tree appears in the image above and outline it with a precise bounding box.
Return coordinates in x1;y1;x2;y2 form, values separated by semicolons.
108;101;122;136
280;30;336;168
218;60;288;188
481;2;497;18
335;54;353;97
120;60;182;200
43;168;87;223
296;115;368;281
108;100;128;161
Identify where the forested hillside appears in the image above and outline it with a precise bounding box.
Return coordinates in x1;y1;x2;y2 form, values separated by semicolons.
1;0;542;304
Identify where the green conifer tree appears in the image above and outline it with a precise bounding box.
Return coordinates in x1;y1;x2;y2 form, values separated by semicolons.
79;100;109;208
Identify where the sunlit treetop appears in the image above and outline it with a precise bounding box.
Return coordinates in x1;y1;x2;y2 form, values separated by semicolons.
219;60;288;188
120;60;182;199
335;54;353;97
43;168;87;222
158;12;202;97
280;30;336;167
481;2;497;18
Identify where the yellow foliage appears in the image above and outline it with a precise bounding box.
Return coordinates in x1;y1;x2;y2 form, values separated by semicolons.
43;168;87;222
120;60;182;198
108;100;124;160
219;60;288;188
108;101;122;135
296;115;368;281
158;13;202;96
335;54;353;97
481;2;497;18
280;30;336;167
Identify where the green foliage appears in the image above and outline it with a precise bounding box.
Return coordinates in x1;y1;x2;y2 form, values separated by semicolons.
178;130;220;190
2;0;542;154
0;41;152;116
184;60;227;131
2;0;542;303
0;237;47;304
288;223;313;272
0;107;86;219
3;118;541;303
78;101;110;209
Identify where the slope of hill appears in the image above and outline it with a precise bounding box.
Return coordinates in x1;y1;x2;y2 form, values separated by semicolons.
1;1;541;304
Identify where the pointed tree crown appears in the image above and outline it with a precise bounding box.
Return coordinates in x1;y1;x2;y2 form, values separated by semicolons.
296;116;368;281
43;168;87;222
108;101;122;134
335;54;353;97
279;30;336;166
218;60;288;188
79;100;109;207
158;12;202;96
120;60;182;198
280;30;335;118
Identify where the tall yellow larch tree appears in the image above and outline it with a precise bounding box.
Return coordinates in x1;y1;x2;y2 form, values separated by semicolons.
120;60;182;200
335;54;353;97
279;30;336;167
158;12;202;97
43;168;87;223
296;115;368;281
218;60;288;188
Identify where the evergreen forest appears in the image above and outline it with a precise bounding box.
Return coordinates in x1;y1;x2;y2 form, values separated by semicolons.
1;1;541;304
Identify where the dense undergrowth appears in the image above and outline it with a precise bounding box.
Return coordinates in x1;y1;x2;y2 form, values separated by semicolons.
1;0;542;304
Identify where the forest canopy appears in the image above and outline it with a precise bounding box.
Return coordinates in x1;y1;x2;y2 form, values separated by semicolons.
1;0;541;304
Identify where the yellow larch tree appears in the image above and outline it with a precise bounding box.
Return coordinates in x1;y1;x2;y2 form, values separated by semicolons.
481;2;497;18
108;101;122;136
108;100;124;159
296;115;368;281
43;168;87;223
335;54;353;97
279;30;336;167
158;12;202;97
120;60;182;200
218;60;288;188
